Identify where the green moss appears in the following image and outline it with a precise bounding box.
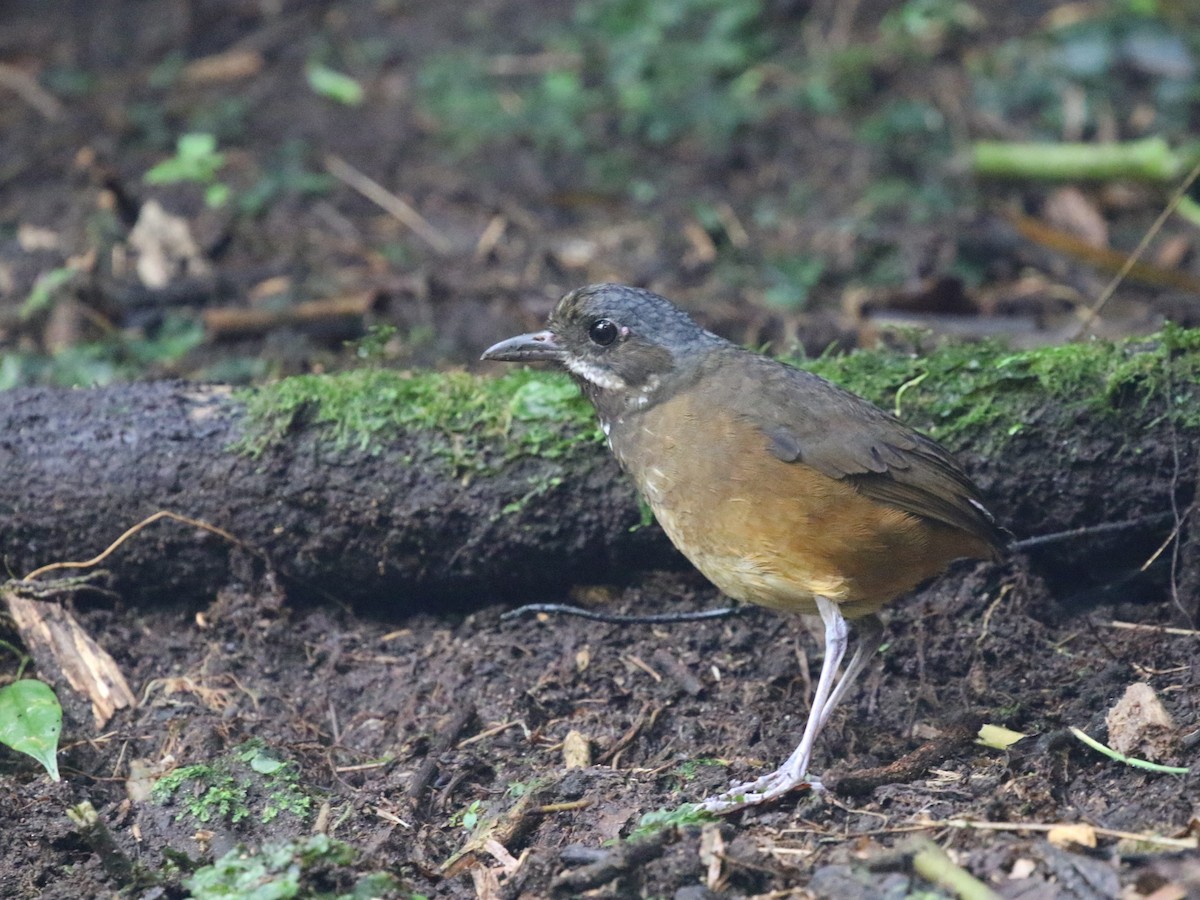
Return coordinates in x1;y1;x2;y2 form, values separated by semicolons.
152;739;313;826
235;327;1200;472
235;367;603;473
627;802;714;841
800;324;1200;447
183;834;401;900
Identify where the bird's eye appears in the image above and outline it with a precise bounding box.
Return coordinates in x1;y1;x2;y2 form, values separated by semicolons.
588;319;619;346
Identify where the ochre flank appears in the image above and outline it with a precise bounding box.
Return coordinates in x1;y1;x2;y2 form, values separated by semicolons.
615;390;993;620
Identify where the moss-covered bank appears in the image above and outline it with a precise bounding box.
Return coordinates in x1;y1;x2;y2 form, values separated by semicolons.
238;325;1200;466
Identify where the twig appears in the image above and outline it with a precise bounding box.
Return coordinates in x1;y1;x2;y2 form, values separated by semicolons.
203;291;377;339
66;802;136;882
1009;513;1176;550
830;715;982;797
623;654;663;683
408;703;477;803
1004;211;1200;294
1073;156;1200;339
530;799;592;814
550;831;671;893
1139;506;1193;573
972;137;1193;182
324;154;452;254
0;62;63;119
1069;726;1190;775
501;602;748;624
1106;621;1200;638
651;648;705;696
933;817;1197;851
596;703;660;766
22;510;249;582
457;719;526;749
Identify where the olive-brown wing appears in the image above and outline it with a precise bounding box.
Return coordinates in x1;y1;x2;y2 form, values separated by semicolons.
708;350;1007;558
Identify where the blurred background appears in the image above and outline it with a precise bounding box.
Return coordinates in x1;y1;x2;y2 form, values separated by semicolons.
1;0;1198;387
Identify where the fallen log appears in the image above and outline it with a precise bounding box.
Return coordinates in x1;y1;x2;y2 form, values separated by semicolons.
1;331;1197;611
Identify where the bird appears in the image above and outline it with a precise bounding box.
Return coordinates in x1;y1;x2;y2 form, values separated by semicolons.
481;283;1006;812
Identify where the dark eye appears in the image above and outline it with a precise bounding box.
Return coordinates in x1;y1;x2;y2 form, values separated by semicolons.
588;318;619;346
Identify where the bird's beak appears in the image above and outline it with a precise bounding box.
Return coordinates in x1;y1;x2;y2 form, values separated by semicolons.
481;330;566;363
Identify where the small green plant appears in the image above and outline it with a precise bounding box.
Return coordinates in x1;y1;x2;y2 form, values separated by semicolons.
183;834;400;900
347;324;401;363
627;802;714;841
449;799;485;832
0;679;62;780
306;62;365;106
153;739;312;825
144;132;230;207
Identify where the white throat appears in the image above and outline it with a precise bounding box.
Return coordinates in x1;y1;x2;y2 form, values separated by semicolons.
564;357;627;391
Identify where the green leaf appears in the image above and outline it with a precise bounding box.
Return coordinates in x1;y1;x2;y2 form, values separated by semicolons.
306;64;364;106
976;723;1027;751
145;132;226;185
249;752;286;775
0;679;63;780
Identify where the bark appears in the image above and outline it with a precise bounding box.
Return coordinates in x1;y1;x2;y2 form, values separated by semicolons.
0;375;1195;610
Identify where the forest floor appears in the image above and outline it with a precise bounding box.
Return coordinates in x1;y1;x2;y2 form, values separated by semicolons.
1;0;1198;897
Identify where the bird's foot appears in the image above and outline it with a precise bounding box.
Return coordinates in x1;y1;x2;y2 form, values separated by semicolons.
699;767;824;815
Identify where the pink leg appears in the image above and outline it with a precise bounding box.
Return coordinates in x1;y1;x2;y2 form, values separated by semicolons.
701;600;883;813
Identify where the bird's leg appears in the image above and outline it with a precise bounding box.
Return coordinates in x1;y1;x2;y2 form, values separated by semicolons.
702;595;850;812
816;612;883;734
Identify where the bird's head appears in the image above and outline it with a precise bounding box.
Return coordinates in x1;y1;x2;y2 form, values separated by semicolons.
482;284;721;406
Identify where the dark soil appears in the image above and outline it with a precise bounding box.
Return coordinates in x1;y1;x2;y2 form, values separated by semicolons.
2;0;1199;898
3;558;1197;898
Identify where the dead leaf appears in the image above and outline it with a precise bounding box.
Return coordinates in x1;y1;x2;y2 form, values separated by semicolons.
1106;683;1177;760
470;864;501;900
563;730;591;768
575;646;590;673
699;822;725;889
4;588;137;728
1009;857;1036;879
17;224;60;252
128;200;211;289
1048;823;1097;849
1043;186;1108;248
182;49;264;85
482;838;522;876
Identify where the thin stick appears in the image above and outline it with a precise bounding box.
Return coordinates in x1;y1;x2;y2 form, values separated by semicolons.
1010;513;1175;550
1139;506;1193;573
1106;620;1200;638
1073;157;1200;339
934;817;1197;851
324;154;452;254
22;510;249;582
500;602;747;624
529;799;592;814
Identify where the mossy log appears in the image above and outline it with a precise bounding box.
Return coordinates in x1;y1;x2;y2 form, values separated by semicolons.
2;331;1198;611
